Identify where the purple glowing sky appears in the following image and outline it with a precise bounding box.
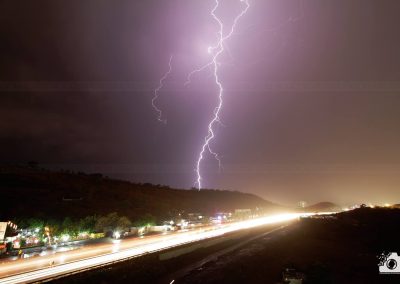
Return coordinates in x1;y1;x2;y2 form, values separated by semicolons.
1;0;400;205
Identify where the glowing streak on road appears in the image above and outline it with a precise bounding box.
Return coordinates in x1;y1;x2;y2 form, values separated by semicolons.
151;55;173;123
194;0;250;189
0;212;336;284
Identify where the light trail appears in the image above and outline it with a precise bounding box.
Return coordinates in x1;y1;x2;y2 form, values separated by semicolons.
194;0;250;189
151;54;173;124
0;212;335;284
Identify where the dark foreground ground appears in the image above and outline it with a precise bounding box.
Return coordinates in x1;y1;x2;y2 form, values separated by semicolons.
53;208;400;284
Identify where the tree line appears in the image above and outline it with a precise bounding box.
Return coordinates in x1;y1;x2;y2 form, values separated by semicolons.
14;212;157;238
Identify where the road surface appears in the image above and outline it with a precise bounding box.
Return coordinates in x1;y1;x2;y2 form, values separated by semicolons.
0;213;327;284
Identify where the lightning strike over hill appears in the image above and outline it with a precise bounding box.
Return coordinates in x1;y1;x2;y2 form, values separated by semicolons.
152;55;173;124
194;0;250;189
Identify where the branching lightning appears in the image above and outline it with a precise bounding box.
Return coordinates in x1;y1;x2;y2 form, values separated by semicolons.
152;55;173;124
151;0;304;189
194;0;250;189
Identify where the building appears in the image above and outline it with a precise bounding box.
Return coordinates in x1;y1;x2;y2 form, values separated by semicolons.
0;221;18;254
0;222;7;242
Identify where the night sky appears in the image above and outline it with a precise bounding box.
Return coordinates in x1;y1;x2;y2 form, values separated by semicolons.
1;0;400;206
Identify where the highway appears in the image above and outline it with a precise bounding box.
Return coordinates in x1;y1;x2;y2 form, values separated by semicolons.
0;212;327;284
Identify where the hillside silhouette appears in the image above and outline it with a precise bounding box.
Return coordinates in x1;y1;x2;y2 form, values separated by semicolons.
0;165;283;223
305;201;341;212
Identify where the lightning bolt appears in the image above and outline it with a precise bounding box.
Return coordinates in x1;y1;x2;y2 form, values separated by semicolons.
194;0;250;189
151;55;173;124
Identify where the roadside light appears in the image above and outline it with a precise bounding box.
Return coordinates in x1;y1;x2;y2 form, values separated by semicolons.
138;227;145;236
113;231;121;239
61;234;70;242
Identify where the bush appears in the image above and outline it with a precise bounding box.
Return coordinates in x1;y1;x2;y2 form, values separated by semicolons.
95;212;132;233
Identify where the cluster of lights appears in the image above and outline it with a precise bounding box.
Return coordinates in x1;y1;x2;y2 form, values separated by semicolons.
341;203;396;212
